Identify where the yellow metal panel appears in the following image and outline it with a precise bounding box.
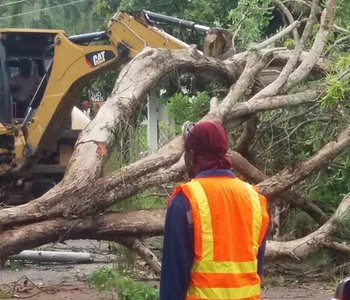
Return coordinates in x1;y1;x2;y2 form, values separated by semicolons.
25;33;118;155
108;12;189;58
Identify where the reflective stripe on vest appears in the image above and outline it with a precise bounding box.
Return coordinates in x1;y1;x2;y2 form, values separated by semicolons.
182;179;264;300
187;284;261;299
244;182;263;257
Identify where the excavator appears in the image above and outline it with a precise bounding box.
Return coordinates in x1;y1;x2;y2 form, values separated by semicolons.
0;10;231;204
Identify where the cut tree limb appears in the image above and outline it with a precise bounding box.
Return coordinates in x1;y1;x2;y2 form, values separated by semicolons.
0;209;166;262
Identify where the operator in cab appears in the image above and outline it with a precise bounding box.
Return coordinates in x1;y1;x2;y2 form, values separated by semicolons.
10;59;41;118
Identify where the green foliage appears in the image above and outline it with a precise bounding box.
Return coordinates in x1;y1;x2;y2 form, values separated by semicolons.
104;121;147;172
167;92;210;124
332;201;350;239
0;0;97;34
309;155;350;214
81;69;119;104
321;53;350;109
93;0;121;27
281;210;316;239
4;259;25;271
283;38;295;50
228;0;272;46
109;244;137;276
336;54;350;71
89;267;159;300
321;75;347;109
119;0;237;27
336;0;350;29
167;93;191;125
112;189;167;212
303;249;334;270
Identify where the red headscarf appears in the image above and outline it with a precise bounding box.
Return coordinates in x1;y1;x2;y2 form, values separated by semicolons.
184;121;232;170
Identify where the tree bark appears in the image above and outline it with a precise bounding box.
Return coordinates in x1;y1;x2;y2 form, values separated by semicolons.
0;209;166;262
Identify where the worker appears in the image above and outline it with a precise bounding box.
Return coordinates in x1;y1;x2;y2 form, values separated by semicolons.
159;121;269;300
10;59;41;118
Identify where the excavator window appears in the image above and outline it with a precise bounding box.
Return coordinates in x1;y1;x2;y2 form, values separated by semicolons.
8;59;41;118
0;31;55;119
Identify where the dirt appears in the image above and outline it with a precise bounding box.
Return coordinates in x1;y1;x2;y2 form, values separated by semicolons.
0;281;335;300
0;240;335;300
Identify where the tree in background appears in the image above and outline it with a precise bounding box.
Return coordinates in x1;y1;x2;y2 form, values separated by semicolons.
0;0;97;34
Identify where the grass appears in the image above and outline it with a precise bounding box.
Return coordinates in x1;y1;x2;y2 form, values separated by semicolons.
108;244;137;277
0;291;11;299
4;259;25;271
89;267;159;300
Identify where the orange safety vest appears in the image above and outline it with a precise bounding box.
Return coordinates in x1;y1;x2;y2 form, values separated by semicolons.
169;176;269;300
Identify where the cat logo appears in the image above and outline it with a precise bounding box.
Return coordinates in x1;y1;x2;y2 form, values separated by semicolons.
92;51;106;66
85;50;115;68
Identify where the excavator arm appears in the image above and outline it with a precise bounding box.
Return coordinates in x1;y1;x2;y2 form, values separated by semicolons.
18;11;189;173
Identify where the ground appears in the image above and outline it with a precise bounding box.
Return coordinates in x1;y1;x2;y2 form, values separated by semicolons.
0;240;335;300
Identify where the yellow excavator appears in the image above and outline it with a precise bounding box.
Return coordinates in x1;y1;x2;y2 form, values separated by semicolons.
0;11;231;204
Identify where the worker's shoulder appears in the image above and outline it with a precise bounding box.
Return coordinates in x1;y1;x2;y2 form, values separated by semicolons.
231;177;266;197
168;190;189;209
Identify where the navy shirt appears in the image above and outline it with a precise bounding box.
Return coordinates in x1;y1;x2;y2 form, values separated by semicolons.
159;169;267;300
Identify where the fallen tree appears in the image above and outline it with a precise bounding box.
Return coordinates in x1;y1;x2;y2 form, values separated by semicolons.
1;0;349;274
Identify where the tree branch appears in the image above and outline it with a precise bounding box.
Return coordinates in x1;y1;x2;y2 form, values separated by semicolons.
0;209;166;262
258;127;350;196
285;0;338;90
230;152;328;224
266;192;350;260
322;241;350;254
207;49;271;122
235;116;258;157
117;238;161;275
272;0;300;44
254;21;301;50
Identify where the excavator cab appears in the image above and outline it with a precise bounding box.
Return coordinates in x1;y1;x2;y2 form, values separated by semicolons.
0;30;56;123
0;30;90;204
